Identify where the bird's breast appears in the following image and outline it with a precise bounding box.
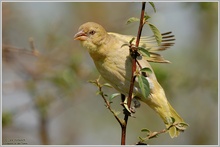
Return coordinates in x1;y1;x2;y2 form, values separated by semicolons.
93;51;133;95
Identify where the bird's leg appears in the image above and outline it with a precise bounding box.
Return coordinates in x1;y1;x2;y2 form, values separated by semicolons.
120;96;141;117
120;96;132;115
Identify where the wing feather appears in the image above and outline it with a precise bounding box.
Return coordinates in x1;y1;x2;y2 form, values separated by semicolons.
108;32;175;63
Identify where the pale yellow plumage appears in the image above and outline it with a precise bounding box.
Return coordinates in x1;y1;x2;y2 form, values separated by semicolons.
74;22;187;138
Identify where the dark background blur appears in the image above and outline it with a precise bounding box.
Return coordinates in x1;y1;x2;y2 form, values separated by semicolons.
2;2;218;145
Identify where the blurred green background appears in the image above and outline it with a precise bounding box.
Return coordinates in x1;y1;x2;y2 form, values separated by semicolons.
2;2;218;145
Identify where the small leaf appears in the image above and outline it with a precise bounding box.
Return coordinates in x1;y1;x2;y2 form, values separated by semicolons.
96;91;102;95
126;17;139;24
137;75;150;98
138;47;151;57
141;128;151;133
88;80;96;84
175;122;189;131
166;117;175;125
103;83;113;88
138;136;145;142
109;93;120;102
176;125;186;131
171;117;176;123
140;67;152;74
144;14;151;21
149;2;156;13
179;122;189;127
121;43;129;48
129;37;135;44
148;23;162;46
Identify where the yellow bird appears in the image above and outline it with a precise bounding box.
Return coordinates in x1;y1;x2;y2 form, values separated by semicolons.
74;22;187;138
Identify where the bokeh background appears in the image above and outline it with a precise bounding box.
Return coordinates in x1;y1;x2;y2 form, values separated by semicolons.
2;2;218;145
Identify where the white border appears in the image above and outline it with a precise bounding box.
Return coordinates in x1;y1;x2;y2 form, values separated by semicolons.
1;1;219;147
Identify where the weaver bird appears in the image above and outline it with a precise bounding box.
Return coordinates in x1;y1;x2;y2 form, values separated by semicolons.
74;22;187;138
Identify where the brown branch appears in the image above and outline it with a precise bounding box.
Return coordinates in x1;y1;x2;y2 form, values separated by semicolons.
135;2;146;47
127;2;146;110
120;94;127;145
90;3;150;145
136;59;143;69
136;128;167;145
121;2;146;145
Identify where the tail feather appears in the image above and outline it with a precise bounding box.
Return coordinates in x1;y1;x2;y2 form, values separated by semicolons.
148;100;187;138
134;67;188;138
165;102;187;138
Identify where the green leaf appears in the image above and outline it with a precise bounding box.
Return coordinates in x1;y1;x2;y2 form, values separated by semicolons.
126;17;139;24
103;83;113;88
88;80;95;83
171;117;176;123
138;136;145;142
109;93;120;102
138;47;151;57
166;117;175;125
88;80;98;86
137;75;150;99
96;90;103;95
121;43;129;48
148;23;162;46
140;67;152;74
149;2;156;13
129;37;135;44
141;128;151;133
179;122;189;127
144;14;151;21
175;122;189;131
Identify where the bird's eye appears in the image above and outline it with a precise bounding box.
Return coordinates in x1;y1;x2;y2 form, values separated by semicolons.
89;30;96;35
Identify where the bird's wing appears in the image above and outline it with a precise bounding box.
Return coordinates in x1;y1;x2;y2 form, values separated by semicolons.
140;32;175;63
108;32;175;63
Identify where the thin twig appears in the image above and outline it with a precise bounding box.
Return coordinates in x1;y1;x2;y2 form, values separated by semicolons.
136;121;188;144
92;79;124;126
3;44;40;57
135;2;146;47
136;59;143;69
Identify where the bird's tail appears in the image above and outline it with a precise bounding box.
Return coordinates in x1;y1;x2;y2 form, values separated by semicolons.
157;102;188;138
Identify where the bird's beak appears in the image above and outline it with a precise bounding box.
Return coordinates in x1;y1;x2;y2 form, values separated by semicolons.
74;30;87;41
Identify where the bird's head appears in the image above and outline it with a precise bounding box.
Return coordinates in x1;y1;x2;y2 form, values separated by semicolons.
74;22;107;52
